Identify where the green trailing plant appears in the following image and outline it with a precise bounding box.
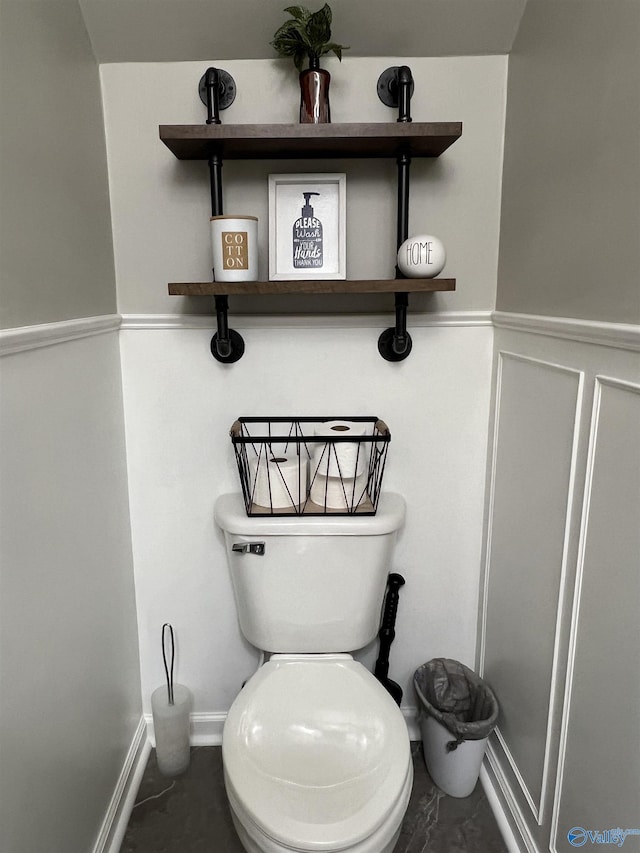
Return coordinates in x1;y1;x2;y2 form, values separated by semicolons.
271;4;350;72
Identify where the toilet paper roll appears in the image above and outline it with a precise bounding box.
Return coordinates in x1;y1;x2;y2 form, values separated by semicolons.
310;472;369;510
312;421;369;479
250;454;308;509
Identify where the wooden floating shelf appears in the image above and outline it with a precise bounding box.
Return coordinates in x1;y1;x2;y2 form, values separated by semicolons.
160;115;463;361
159;122;463;161
168;279;456;296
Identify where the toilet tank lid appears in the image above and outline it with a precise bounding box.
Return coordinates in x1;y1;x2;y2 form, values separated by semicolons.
214;492;406;536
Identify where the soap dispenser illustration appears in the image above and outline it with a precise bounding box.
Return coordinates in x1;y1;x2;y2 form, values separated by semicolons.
293;191;323;269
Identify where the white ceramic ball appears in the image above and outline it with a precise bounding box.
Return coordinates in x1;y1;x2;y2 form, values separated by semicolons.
397;235;446;278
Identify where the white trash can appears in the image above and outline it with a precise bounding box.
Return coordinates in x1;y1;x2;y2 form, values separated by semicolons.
414;658;499;798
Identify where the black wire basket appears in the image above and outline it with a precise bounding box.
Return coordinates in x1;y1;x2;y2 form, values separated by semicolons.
230;416;391;516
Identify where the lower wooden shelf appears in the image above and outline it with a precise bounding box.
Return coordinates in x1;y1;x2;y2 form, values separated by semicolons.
168;279;456;296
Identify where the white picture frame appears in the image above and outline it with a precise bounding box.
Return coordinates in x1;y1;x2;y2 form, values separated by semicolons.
268;173;346;281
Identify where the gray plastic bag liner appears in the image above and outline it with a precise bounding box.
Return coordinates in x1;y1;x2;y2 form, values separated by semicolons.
414;658;499;752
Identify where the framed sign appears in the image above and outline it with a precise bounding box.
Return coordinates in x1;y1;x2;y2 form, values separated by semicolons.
268;173;346;281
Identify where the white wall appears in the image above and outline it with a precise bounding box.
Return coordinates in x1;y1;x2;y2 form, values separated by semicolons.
0;329;141;853
120;320;493;726
102;56;507;727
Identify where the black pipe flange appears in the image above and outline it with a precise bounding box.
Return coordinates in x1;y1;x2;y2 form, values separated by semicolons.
198;68;236;112
210;329;245;364
378;328;413;362
376;66;415;109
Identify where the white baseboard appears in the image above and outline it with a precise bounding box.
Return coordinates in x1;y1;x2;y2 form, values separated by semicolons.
190;712;228;745
403;705;421;741
92;716;151;853
481;744;540;853
144;706;420;748
480;762;529;853
144;711;228;747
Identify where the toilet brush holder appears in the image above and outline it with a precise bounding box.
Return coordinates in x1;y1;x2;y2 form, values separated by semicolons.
151;623;192;776
151;683;193;776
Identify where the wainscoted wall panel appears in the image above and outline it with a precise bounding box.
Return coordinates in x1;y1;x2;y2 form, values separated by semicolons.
551;378;640;853
479;325;640;853
0;329;141;853
481;352;583;821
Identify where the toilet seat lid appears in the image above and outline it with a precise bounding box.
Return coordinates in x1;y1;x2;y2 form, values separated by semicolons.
223;654;411;851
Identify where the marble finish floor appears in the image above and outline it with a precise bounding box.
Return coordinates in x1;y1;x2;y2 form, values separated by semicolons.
121;743;507;852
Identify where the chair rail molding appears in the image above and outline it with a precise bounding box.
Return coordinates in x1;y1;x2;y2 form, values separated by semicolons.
0;314;121;356
492;311;640;352
119;311;493;331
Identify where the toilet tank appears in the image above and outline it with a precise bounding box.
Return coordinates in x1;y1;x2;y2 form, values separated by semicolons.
214;493;405;653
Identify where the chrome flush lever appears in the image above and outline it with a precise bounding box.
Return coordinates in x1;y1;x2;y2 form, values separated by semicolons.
232;542;265;556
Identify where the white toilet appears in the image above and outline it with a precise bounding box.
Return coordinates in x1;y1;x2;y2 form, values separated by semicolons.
214;492;412;853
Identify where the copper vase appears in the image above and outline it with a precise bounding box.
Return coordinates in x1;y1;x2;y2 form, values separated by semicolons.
299;67;331;123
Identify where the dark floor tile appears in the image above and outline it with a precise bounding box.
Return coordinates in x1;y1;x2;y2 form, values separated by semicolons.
120;747;242;853
394;743;507;853
121;743;507;853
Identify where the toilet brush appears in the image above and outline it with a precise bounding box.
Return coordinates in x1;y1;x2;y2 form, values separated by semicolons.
374;573;405;705
151;623;193;776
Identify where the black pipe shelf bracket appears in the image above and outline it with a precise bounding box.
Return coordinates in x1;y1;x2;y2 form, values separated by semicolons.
376;65;415;362
198;67;245;363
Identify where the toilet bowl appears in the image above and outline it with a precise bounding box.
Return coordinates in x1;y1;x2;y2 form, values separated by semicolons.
223;654;413;853
215;491;411;852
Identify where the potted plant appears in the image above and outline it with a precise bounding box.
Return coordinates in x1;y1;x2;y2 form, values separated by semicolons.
271;4;349;123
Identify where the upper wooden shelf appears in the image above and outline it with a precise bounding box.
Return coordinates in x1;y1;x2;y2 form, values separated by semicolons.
159;122;463;161
168;279;456;296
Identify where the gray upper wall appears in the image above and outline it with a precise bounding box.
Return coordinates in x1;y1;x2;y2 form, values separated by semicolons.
496;0;640;324
78;0;527;63
4;0;638;328
0;1;117;329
